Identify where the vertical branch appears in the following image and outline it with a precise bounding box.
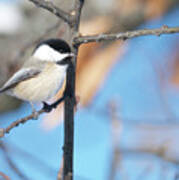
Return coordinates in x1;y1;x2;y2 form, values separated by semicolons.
63;64;75;180
63;1;84;180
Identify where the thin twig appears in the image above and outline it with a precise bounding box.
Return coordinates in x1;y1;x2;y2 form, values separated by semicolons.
74;26;179;45
0;96;65;138
0;109;45;137
5;142;57;177
28;0;72;25
70;0;84;30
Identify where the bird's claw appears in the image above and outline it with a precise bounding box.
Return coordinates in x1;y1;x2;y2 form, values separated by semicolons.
43;102;53;112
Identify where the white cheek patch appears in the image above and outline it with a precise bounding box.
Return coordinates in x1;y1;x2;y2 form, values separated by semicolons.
33;44;70;62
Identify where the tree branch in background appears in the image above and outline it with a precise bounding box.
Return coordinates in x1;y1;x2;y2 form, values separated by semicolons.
74;26;179;45
0;171;10;180
4;141;57;176
108;102;122;180
0;142;28;180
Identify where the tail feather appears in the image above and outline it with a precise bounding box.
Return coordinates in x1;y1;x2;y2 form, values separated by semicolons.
0;87;6;93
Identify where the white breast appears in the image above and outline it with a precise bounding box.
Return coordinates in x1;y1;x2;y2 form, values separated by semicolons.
13;63;68;102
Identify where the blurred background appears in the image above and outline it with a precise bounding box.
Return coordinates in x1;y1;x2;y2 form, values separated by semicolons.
0;0;179;180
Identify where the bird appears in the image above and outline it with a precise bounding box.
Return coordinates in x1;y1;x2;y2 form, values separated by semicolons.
0;39;74;114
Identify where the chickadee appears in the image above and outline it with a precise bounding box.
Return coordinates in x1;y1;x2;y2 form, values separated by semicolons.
0;39;74;113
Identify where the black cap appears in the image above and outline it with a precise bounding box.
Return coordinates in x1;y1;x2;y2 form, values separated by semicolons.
35;39;71;54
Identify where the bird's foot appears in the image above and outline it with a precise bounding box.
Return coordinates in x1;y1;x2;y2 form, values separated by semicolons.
30;103;39;120
42;102;53;112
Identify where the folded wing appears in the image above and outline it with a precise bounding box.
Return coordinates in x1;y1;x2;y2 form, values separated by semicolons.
0;68;41;93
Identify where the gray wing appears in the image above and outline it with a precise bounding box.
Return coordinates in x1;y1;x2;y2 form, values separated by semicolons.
0;68;41;93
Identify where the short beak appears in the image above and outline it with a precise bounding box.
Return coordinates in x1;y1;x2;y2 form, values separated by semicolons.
69;53;75;58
